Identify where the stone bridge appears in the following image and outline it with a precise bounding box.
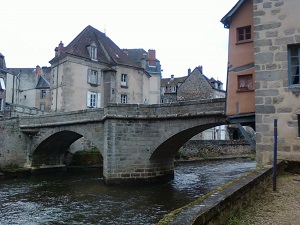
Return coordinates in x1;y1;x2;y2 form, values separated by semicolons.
0;98;226;184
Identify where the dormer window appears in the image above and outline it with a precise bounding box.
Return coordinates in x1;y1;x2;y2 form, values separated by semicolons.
87;43;97;61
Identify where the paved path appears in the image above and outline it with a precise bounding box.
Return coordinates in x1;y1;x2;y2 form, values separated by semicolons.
230;172;300;225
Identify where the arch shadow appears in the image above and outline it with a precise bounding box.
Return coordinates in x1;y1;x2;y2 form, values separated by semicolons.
32;130;83;166
150;122;224;160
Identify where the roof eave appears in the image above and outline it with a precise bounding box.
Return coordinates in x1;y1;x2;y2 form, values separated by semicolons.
220;0;246;28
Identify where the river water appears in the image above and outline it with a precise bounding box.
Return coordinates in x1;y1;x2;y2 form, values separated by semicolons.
0;159;256;225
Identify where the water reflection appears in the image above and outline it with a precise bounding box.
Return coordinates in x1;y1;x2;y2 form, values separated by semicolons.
0;159;255;225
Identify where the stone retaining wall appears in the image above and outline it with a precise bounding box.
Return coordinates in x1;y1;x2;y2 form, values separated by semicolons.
157;162;284;225
179;140;254;159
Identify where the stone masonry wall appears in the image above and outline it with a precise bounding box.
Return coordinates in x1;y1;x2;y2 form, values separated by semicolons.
254;0;300;164
179;140;253;159
0;118;27;167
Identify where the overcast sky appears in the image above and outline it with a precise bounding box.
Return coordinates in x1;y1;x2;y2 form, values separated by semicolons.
1;0;238;84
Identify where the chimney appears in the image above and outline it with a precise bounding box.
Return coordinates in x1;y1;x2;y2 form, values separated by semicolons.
58;41;64;56
36;65;41;75
199;65;203;74
148;49;156;66
36;65;41;84
171;74;174;80
188;68;191;75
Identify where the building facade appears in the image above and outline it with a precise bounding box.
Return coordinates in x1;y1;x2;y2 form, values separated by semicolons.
254;0;300;164
123;48;161;104
221;0;255;128
0;53;7;117
6;66;51;116
49;26;155;112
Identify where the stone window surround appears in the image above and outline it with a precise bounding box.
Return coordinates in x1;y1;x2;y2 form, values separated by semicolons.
288;44;300;87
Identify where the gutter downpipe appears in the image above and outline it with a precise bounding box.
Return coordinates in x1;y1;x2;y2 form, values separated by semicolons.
273;119;278;191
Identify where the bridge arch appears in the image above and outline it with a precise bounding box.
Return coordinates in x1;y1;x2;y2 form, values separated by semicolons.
32;130;83;166
150;122;224;159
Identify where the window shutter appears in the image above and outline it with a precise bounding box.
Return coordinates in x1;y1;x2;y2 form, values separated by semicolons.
97;93;101;108
98;71;101;85
87;69;91;83
87;91;91;107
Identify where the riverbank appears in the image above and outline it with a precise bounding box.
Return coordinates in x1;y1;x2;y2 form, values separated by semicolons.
228;170;300;225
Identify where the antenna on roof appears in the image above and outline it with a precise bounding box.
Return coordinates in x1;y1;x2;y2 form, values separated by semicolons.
104;24;106;36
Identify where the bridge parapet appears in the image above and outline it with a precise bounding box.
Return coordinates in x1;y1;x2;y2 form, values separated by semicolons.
104;98;225;119
19;108;105;128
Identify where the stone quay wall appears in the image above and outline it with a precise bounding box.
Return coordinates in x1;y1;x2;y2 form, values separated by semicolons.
0;118;27;167
180;140;253;159
254;0;300;164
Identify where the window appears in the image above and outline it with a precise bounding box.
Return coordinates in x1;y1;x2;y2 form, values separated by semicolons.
288;44;300;86
0;98;2;111
121;94;127;103
0;78;6;90
298;115;300;137
0;57;3;69
40;104;45;111
238;74;253;91
88;69;99;85
40;90;46;99
87;43;97;61
87;91;101;108
171;86;176;93
237;26;251;42
121;74;127;87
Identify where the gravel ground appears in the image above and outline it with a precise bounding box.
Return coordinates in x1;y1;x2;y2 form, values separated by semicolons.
229;172;300;225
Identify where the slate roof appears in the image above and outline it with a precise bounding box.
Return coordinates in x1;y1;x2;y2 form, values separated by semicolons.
50;25;140;68
221;0;246;28
161;66;225;92
36;75;50;89
161;76;187;87
124;48;161;73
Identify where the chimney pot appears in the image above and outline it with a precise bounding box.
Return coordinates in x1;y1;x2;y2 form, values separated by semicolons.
188;68;191;75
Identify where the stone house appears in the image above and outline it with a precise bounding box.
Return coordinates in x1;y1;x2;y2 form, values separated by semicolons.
0;53;7;117
123;48;162;104
6;66;51;116
161;66;225;103
253;0;300;164
223;0;300;164
49;25;158;112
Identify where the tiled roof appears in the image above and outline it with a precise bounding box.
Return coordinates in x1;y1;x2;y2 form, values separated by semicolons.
221;0;246;28
50;25;140;68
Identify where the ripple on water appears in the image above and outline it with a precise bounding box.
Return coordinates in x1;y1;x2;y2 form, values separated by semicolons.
0;160;256;225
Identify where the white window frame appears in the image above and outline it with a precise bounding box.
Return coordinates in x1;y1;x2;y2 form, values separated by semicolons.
87;43;97;61
121;74;127;86
0;78;6;90
87;91;101;108
121;94;127;103
88;69;99;85
40;103;45;111
171;86;176;93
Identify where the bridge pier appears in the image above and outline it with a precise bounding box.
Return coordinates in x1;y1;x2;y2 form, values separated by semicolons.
103;158;175;185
